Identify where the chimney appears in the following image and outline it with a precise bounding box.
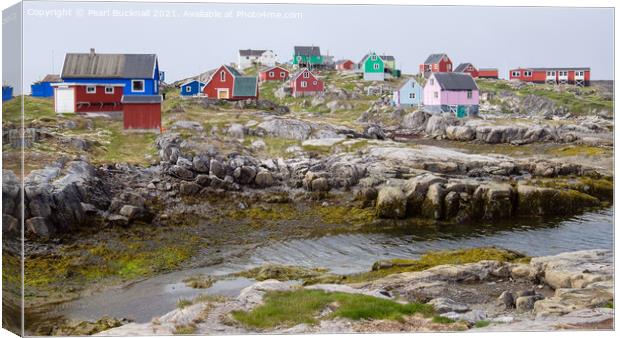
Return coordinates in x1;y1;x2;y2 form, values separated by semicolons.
90;48;95;56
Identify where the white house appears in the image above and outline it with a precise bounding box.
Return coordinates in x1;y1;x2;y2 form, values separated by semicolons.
238;49;277;69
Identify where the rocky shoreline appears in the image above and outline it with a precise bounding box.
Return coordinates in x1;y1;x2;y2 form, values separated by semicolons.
94;249;613;335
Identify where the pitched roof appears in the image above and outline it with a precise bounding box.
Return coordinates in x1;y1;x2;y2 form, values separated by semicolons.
62;52;157;79
121;95;162;104
40;74;61;83
239;49;267;57
259;65;288;73
335;59;353;65
233;76;258;97
454;63;475;72
358;53;384;65
179;79;205;87
294;46;321;57
381;55;395;62
423;53;448;64
432;72;478;91
290;68;317;81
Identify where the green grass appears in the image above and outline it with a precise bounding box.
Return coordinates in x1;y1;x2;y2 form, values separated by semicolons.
474;320;491;328
2;95;56;123
173;324;197;334
432;316;456;324
232;289;435;329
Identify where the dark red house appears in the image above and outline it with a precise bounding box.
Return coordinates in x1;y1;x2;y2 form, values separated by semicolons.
478;68;499;79
509;67;590;86
203;65;258;100
336;59;355;71
259;66;289;82
290;68;324;97
419;53;452;76
122;95;163;130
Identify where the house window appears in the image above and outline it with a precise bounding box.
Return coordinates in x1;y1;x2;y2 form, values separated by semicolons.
186;86;192;92
220;71;226;82
313;81;317;85
301;81;307;88
434;92;438;98
280;72;285;78
297;56;302;61
371;55;377;61
409;93;416;99
303;72;310;78
524;71;532;77
373;64;380;70
430;79;434;85
105;86;114;94
467;90;472;99
269;71;275;77
131;80;145;92
512;71;521;77
86;86;96;94
447;64;452;71
154;80;158;93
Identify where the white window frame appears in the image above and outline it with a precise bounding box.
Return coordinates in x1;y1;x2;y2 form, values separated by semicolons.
434;91;438;98
373;64;380;70
297;56;302;61
220;71;226;82
409;93;416;99
280;71;286;78
86;86;96;94
269;71;275;77
524;71;532;77
313;81;317;85
512;71;521;77
371;55;377;61
301;81;307;88
104;86;114;94
467;90;473;99
154;80;158;93
131;80;145;93
303;72;310;78
186;86;192;92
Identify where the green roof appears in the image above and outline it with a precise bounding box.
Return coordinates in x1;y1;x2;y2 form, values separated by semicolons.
233;76;257;97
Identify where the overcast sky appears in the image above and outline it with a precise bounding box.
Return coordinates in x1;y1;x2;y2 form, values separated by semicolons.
4;1;615;93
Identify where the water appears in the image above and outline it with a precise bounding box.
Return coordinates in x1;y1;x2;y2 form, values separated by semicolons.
49;208;613;324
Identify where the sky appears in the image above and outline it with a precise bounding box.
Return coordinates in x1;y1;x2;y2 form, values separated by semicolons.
2;1;615;94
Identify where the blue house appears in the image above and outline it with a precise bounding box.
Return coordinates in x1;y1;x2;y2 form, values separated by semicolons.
2;85;13;101
60;48;162;96
392;78;423;107
31;74;61;97
179;79;205;97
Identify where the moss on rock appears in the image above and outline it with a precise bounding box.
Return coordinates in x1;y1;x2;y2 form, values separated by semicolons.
517;184;600;216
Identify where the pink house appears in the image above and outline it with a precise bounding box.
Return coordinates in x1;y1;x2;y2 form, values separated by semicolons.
423;72;479;117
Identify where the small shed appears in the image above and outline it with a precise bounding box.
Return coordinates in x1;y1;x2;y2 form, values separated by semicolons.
392;78;423;108
31;74;61;97
179;80;205;96
335;60;355;71
2;85;13;101
122;95;162;130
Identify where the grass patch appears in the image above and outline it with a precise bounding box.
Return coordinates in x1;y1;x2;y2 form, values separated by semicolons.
90;119;158;165
316;205;376;226
547;145;609;157
343;247;527;284
432;316;455;324
474;320;491;328
232;289;435;329
177;298;193;309
183;275;215;289
2;95;56;123
233;264;335;283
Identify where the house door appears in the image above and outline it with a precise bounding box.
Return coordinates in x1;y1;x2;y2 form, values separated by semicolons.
55;87;75;113
217;88;229;99
456;105;468;118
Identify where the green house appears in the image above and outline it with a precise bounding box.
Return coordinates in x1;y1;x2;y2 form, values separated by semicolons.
360;52;385;81
292;46;323;68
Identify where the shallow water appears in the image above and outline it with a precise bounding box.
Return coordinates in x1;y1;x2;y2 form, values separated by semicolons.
49;208;613;324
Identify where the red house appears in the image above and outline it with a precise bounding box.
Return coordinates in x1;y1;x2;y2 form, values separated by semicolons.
290;68;324;97
419;53;452;76
509;67;590;86
259;66;289;82
478;68;499;79
203;65;259;100
336;59;355;71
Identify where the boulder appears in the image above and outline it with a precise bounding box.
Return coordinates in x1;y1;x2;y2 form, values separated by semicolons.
256;118;312;141
26;217;52;238
119;205;141;220
254;170;275;188
227;123;246;139
310;177;330;192
445;125;475;141
195;174;212;187
209;159;226;179
517;184;599;216
473;183;515;220
192;155;211;173
168;165;195;181
516;295;543;312
498;291;515;309
376;186;407;219
403;174;447;216
420;183;446;220
401;110;428;129
179;182;202;196
2;214;18;234
425;114;449;137
233;166;257;185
